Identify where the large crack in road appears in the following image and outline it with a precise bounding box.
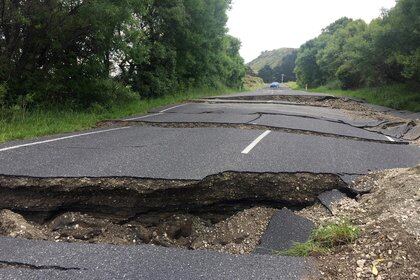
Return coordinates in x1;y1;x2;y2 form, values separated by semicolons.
0;172;347;253
0;88;419;278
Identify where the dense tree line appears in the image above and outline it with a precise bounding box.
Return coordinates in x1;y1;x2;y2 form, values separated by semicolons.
0;0;245;108
295;0;420;89
257;50;297;83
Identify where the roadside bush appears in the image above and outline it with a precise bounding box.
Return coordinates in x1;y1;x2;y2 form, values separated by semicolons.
336;63;363;89
323;80;342;90
73;79;138;109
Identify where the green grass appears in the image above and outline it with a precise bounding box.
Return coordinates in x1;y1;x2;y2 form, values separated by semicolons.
278;241;329;257
285;81;300;90
286;82;420;112
278;220;360;257
0;87;237;143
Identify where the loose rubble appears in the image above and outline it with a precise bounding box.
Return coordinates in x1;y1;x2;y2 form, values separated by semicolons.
300;166;420;279
0;207;276;255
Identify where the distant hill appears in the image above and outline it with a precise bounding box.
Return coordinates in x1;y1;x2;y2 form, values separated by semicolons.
247;48;297;83
248;48;297;73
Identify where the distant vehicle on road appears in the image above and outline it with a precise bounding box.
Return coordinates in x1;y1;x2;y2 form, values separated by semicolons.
270;82;280;88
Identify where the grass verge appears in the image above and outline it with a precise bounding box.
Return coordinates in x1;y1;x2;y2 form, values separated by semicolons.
0;87;237;143
285;81;300;90
278;220;360;257
285;82;420;112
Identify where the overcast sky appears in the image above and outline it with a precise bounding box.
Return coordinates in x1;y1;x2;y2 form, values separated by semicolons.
227;0;397;62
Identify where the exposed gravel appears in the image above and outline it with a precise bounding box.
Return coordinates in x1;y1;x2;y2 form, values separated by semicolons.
313;166;420;279
0;207;277;255
191;207;277;254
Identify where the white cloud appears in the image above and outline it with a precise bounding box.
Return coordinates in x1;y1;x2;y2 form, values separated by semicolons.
227;0;396;62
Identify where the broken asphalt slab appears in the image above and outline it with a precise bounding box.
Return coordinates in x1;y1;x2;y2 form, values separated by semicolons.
129;112;260;124
403;124;420;140
130;111;393;142
0;126;419;179
251;114;391;142
0;172;345;218
368;121;420;140
372;123;412;139
318;189;348;213
254;208;315;254
0;237;315;280
153;102;385;128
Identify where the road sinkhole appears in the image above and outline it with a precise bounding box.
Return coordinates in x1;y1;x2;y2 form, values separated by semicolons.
0;172;353;254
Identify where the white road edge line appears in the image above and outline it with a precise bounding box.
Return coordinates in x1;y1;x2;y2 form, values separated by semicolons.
241;130;271;155
159;103;188;113
124;103;189;121
385;136;396;142
0;127;131;152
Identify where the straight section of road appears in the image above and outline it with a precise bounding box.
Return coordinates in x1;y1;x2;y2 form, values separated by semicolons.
0;126;418;179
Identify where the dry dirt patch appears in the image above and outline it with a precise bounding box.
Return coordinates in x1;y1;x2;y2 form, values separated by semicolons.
306;166;420;279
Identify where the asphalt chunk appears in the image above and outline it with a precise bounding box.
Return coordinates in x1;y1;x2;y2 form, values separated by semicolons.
318;189;348;213
254;208;315;254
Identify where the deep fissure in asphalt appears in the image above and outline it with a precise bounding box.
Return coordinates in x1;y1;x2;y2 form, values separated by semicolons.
0;172;348;253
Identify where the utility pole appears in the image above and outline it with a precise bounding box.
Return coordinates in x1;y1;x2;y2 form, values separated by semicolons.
281;74;285;84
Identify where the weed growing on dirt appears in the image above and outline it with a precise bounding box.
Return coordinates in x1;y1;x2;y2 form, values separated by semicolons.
278;220;360;257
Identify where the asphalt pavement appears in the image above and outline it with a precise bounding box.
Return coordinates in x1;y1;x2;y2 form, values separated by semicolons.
0;126;418;179
0;86;419;279
0;237;314;280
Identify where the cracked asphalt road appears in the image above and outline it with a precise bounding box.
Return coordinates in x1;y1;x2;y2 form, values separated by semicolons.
0;86;419;279
0;237;313;280
0;126;418;179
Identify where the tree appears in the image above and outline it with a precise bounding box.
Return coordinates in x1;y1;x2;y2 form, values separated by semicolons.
258;65;274;83
0;0;245;107
272;50;297;82
295;1;420;90
295;39;324;87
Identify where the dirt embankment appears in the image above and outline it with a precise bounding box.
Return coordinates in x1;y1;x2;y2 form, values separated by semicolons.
307;166;420;280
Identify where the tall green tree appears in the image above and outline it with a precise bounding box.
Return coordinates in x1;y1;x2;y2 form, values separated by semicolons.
295;0;420;89
258;65;274;83
0;0;245;107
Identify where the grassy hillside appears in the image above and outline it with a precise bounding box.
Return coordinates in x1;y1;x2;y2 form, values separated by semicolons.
248;48;296;73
